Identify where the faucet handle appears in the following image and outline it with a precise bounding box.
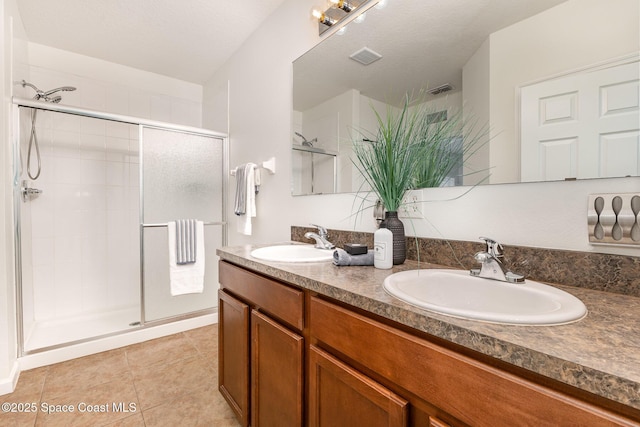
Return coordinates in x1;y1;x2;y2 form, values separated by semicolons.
479;237;504;260
310;224;328;237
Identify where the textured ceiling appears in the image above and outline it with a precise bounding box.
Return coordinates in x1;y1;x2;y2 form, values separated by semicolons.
17;0;288;84
293;0;568;110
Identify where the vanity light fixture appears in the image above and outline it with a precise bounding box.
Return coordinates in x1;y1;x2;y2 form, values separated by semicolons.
330;0;354;13
312;0;375;35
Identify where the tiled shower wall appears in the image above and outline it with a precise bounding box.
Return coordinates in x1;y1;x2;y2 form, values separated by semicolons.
19;47;204;323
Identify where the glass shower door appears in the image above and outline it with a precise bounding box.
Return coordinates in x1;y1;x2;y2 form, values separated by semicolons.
141;126;225;323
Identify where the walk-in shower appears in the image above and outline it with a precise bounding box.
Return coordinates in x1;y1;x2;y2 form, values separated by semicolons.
12;94;228;356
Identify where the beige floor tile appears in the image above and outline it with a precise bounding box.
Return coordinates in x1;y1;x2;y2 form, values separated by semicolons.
3;325;240;426
35;374;139;427
42;349;129;401
141;385;240;427
132;355;216;410
125;333;200;371
184;325;218;355
101;412;146;427
0;405;39;427
1;367;48;404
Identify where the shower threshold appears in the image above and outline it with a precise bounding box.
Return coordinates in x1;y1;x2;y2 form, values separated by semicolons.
24;306;140;353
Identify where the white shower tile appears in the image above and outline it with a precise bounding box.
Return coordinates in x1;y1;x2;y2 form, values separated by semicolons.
80;133;107;160
129;163;140;186
54;262;83;316
82;185;107;212
105;136;130;162
52;111;81;133
31;237;54;267
171;98;202;127
105;86;129;115
30;204;54;238
33;264;56;321
52;156;82;183
80;210;107;237
81;159;107;185
79;79;107;111
129;89;150;119
80;115;106;136
106;161;127;186
51;129;80;158
106;121;131;139
54;236;82;263
53;209;83;238
106;185;127;211
82;235;107;267
150;95;172;122
82;283;109;312
54;183;83;211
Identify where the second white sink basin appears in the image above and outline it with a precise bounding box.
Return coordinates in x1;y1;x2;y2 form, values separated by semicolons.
250;245;334;262
383;269;587;325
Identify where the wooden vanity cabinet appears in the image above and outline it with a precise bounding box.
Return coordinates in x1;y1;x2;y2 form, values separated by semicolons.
218;261;304;426
218;260;639;427
310;296;639;427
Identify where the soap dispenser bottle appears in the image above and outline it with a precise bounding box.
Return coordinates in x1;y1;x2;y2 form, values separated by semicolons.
374;227;393;269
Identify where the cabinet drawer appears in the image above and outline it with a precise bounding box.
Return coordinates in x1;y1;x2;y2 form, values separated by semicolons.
219;261;304;331
310;296;636;427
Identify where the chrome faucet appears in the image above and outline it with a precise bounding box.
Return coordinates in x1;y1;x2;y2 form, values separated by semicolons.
470;237;524;283
304;224;335;250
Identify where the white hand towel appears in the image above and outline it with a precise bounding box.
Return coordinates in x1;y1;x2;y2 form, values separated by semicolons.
237;163;257;235
168;220;205;296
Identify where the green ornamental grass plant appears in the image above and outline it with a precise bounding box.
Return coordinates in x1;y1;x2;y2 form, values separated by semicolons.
352;91;489;214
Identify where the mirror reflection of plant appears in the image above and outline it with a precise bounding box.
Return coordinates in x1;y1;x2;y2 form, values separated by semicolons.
352;91;490;215
351;94;423;213
411;104;490;189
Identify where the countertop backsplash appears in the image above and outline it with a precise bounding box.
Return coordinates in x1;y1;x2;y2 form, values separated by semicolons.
292;226;640;298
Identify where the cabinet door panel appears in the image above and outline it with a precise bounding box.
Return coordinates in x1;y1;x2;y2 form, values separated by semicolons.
309;345;408;427
251;310;304;427
218;290;250;427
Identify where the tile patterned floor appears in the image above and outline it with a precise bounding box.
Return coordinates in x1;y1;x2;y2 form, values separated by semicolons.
0;325;241;427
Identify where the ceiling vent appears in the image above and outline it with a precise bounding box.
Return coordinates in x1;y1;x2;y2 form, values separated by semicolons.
349;47;382;66
427;83;454;95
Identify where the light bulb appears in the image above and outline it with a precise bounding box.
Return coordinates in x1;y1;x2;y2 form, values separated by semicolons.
330;0;354;13
312;9;336;26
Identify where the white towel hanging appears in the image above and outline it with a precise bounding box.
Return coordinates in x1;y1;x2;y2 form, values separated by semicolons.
167;221;205;296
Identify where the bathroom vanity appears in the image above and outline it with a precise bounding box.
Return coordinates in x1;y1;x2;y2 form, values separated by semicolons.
217;244;640;426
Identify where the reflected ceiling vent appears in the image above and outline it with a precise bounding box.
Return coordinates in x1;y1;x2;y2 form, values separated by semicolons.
349;47;382;65
427;83;454;95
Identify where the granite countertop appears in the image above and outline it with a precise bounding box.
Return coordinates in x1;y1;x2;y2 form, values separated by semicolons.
217;243;640;411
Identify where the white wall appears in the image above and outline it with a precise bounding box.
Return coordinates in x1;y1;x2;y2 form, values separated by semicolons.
204;0;640;258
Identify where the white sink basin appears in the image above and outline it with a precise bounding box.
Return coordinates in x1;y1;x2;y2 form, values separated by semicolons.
250;245;334;262
383;269;587;325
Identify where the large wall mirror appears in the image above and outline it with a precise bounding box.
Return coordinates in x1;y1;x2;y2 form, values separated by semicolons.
292;0;639;195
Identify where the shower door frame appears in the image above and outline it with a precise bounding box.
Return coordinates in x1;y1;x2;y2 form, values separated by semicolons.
11;97;229;356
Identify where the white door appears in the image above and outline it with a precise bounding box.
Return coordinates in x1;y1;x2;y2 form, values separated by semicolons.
521;60;640;182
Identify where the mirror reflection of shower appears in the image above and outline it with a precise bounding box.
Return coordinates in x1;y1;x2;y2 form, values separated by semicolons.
20;80;77;180
295;132;319;193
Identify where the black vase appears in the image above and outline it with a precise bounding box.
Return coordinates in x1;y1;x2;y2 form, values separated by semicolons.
380;211;406;264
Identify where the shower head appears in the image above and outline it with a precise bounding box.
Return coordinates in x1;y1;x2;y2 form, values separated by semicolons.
21;80;76;103
42;86;77;97
295;132;317;147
